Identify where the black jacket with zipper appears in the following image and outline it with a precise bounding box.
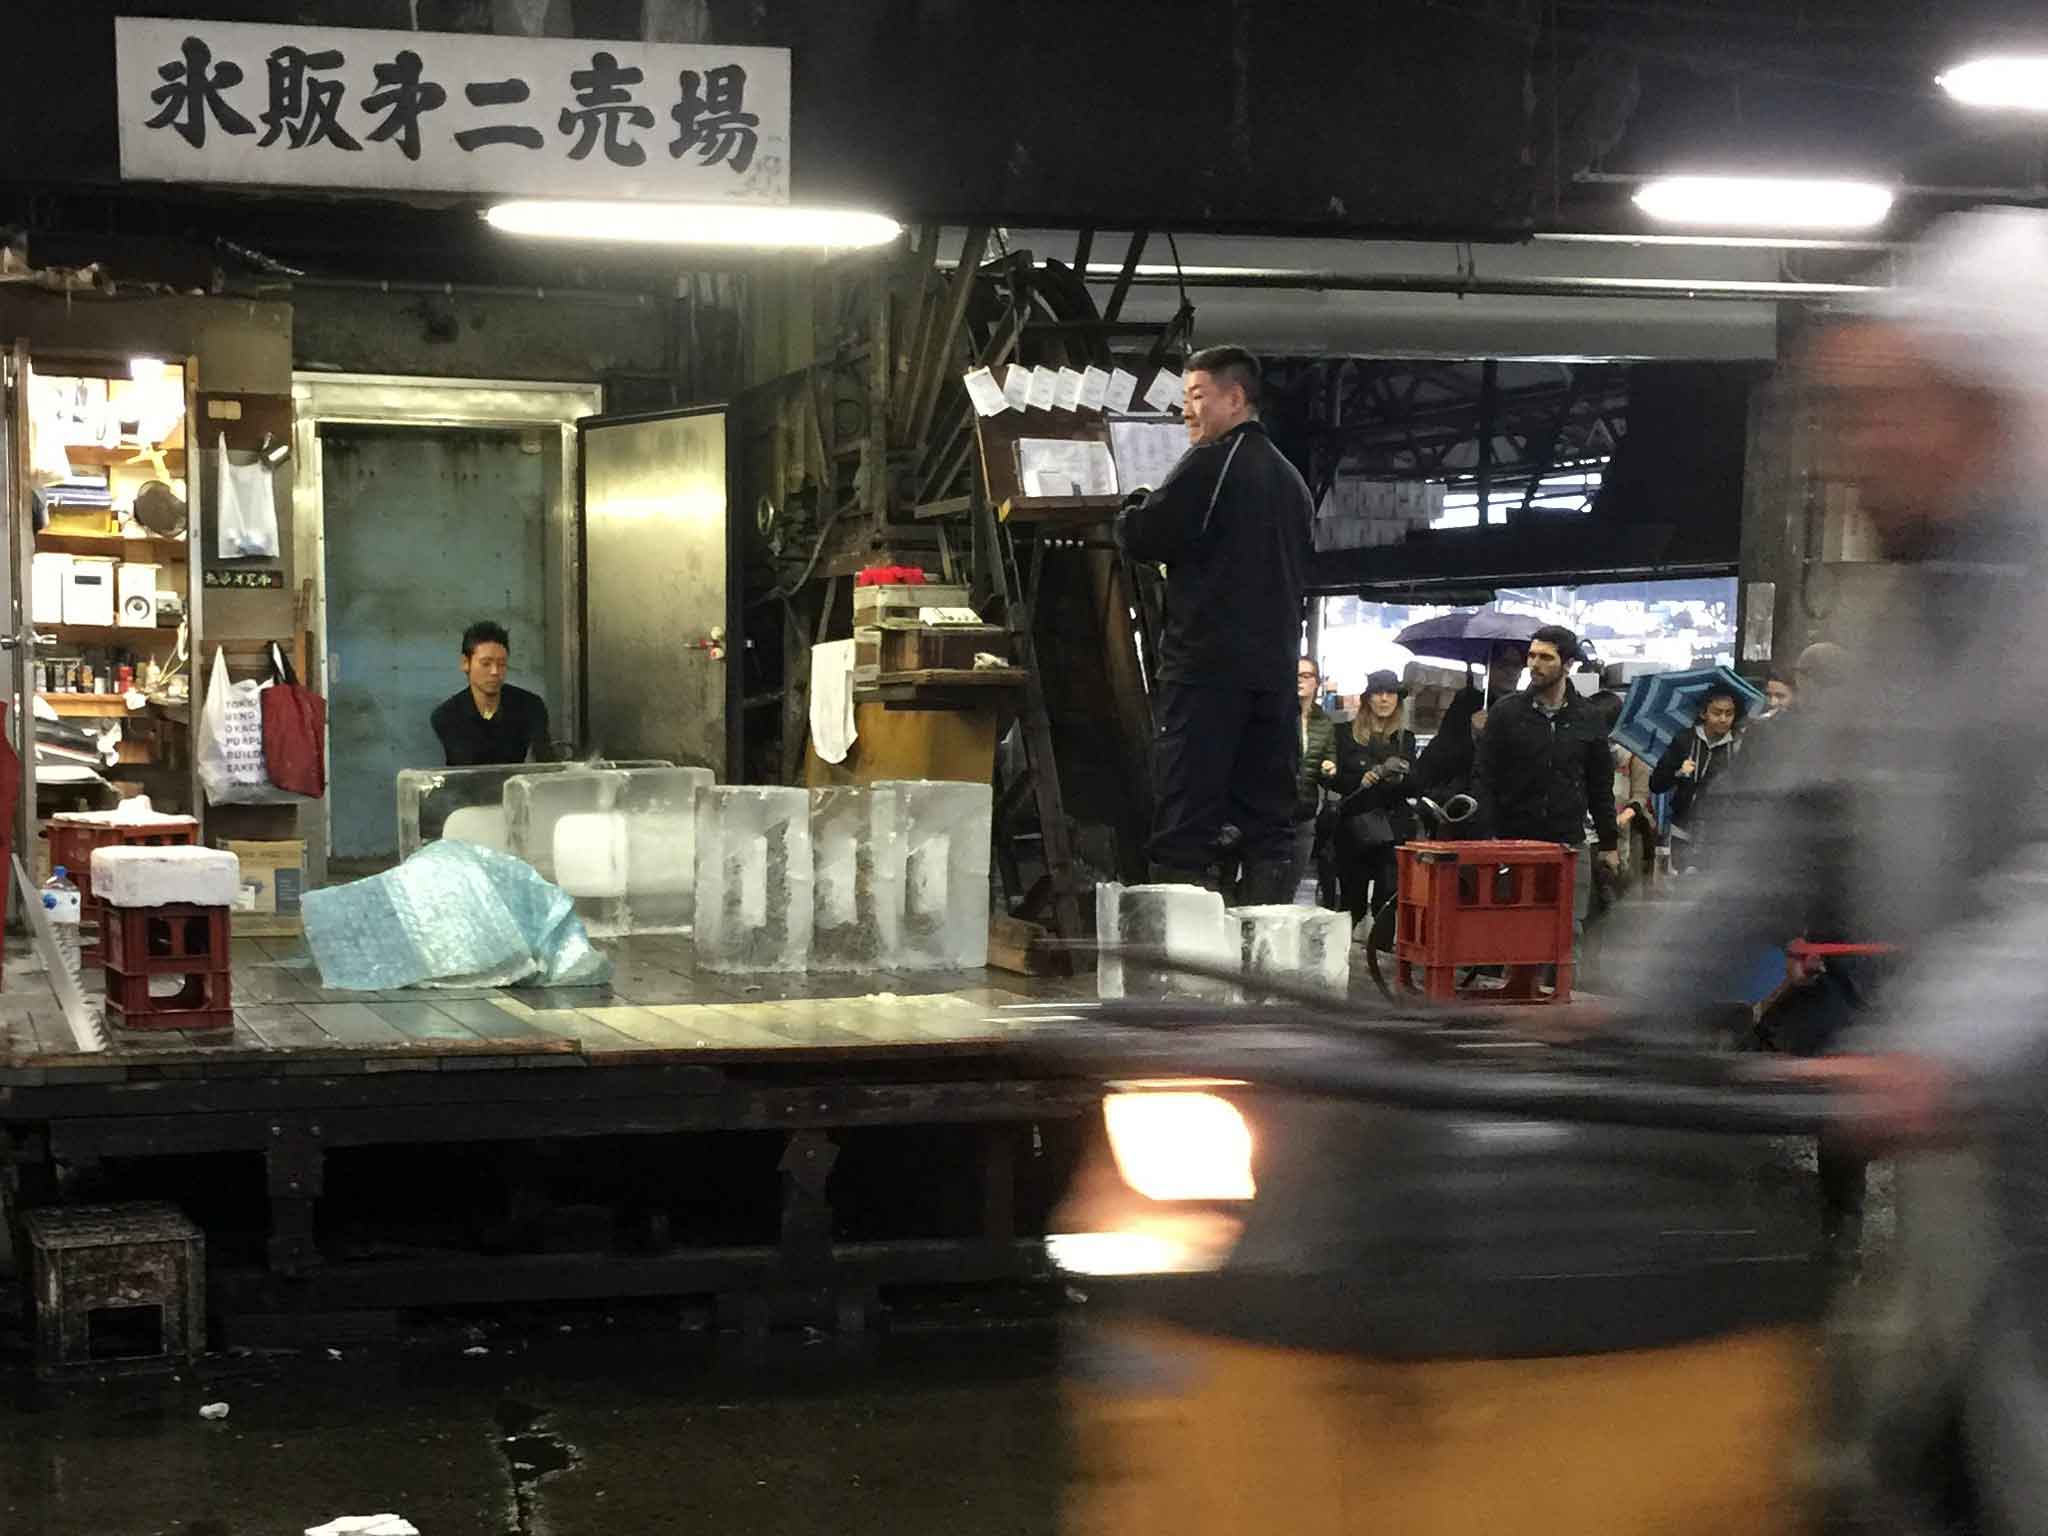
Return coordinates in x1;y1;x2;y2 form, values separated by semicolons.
1472;687;1619;850
1114;419;1314;692
1648;727;1740;832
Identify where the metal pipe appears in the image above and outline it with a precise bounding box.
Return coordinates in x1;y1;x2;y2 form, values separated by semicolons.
280;274;663;309
1082;269;1876;301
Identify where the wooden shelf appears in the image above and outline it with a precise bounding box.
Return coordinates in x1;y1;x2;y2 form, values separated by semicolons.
997;494;1122;525
39;693;135;717
41;624;181;647
35;532;189;562
63;445;186;470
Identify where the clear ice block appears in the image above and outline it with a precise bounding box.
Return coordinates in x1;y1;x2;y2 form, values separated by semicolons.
1096;881;1236;1000
693;785;813;972
810;785;906;972
507;765;714;936
1229;904;1351;998
878;780;992;970
397;760;670;861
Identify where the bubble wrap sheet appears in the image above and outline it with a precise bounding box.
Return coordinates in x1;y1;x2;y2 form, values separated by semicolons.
302;840;611;991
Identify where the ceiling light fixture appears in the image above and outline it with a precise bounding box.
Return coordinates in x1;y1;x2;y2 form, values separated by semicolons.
1938;57;2048;110
1632;176;1894;231
483;201;902;249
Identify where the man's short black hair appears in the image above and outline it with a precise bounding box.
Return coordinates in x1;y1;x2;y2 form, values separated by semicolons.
1186;345;1262;410
1529;624;1581;662
462;620;511;657
1701;683;1748;719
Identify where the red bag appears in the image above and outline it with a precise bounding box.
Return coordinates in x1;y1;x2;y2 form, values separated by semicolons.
260;643;327;798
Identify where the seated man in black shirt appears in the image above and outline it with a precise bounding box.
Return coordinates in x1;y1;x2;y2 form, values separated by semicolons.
429;619;552;767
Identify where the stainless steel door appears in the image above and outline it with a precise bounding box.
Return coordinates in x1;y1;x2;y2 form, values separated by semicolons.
3;342;34;874
578;406;736;775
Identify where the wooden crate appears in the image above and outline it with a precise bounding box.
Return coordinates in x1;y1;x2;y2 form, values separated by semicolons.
878;622;1009;675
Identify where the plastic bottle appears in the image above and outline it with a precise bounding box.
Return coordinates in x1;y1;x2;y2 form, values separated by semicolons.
40;866;82;986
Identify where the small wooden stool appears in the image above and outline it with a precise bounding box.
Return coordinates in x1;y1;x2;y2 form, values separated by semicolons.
25;1202;205;1377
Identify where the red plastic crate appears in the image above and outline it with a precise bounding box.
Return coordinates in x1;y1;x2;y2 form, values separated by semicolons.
101;903;230;977
102;965;232;1033
45;815;199;967
1392;840;1578;1004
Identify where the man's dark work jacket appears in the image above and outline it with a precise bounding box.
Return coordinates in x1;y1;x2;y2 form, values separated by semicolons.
1114;419;1314;692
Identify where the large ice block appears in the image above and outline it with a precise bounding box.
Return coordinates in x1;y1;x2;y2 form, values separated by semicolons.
810;786;905;972
1230;904;1351;998
507;765;714;936
693;786;813;972
1096;882;1236;1000
397;760;671;861
879;780;992;970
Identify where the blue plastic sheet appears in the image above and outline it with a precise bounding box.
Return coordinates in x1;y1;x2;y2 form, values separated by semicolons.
302;839;611;991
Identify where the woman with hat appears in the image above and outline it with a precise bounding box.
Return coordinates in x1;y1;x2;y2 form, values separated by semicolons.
1330;669;1418;927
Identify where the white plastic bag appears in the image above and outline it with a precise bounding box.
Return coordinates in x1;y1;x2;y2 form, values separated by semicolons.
215;432;280;559
197;648;298;804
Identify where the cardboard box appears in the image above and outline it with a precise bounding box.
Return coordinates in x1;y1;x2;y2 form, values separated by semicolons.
223;838;306;936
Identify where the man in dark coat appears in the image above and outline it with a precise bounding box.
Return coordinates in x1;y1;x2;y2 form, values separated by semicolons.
1116;345;1314;900
1470;624;1619;870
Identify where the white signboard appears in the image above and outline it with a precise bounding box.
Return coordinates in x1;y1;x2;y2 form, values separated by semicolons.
116;17;791;202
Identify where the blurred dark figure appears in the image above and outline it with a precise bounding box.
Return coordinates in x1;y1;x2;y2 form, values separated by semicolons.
1412;641;1524;802
1607;209;2048;1536
1590;689;1656;891
1331;669;1416;925
1471;625;1620;877
1648;683;1747;874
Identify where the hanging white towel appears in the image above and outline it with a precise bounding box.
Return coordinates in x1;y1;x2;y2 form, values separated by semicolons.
215;432;280;559
809;639;859;764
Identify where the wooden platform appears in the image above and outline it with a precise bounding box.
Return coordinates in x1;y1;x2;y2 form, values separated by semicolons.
0;933;1093;1082
0;937;1103;1324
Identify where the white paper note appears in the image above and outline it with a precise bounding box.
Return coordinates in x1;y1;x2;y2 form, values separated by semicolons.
1053;367;1085;411
1109;419;1191;495
1017;438;1119;498
1002;364;1033;410
1104;368;1139;414
1027;366;1059;411
1143;369;1184;414
1078;366;1110;412
962;366;1009;417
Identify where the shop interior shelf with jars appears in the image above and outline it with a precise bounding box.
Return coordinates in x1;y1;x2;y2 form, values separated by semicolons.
27;359;197;816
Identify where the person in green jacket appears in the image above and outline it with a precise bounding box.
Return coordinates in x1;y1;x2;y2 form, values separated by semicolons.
1292;656;1340;902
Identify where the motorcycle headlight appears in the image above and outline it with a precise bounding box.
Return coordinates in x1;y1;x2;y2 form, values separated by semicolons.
1102;1091;1256;1202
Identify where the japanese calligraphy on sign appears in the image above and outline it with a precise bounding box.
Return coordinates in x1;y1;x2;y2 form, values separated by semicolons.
116;19;790;203
203;567;285;590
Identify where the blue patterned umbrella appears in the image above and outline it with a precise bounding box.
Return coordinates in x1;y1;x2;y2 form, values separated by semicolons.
1611;665;1766;764
1393;606;1542;664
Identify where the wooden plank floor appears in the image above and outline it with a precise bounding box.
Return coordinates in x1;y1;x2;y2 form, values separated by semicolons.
0;934;1088;1080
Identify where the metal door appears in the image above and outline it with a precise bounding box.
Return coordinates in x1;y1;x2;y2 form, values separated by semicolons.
578;406;737;775
3;342;35;872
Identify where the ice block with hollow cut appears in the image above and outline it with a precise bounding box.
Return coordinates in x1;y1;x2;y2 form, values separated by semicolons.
879;779;992;971
1096;881;1236;1000
810;785;906;972
693;785;813;972
1229;904;1350;998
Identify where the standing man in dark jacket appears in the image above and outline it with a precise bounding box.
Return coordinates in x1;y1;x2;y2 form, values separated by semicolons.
1472;625;1619;870
1116;345;1315;900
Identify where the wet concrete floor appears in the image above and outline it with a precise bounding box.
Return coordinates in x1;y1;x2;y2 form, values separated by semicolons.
1;1317;1069;1536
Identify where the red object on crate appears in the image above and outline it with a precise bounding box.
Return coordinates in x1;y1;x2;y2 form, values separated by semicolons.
44;814;200;968
1393;840;1579;1004
854;565;927;587
101;901;232;1035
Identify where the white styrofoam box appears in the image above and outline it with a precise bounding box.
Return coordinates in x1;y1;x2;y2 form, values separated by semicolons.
63;556;117;627
91;845;241;909
31;552;70;626
117;562;161;628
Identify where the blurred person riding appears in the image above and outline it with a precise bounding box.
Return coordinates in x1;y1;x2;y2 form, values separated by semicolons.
1648;683;1747;874
1294;657;1339;903
1116;346;1315;902
1604;208;2048;1535
1471;625;1620;875
1331;669;1417;924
